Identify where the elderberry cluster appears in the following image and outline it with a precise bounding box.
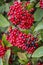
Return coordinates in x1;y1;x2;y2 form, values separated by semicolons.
7;1;34;29
6;28;38;54
0;40;5;57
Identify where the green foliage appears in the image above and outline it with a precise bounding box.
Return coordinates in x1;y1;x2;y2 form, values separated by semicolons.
2;34;12;47
0;14;10;27
32;46;43;58
0;58;3;65
18;52;28;65
11;47;22;54
26;2;34;10
34;20;43;32
32;58;39;65
35;2;40;7
3;50;11;65
34;8;43;22
30;0;35;2
0;0;5;5
0;3;10;13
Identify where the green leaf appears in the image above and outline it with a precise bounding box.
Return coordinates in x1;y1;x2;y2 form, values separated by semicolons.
0;27;8;32
34;20;43;32
32;58;39;65
32;46;43;58
3;50;11;65
18;59;26;64
0;58;3;65
26;53;32;58
40;30;43;42
4;3;10;12
19;28;31;34
34;8;43;21
36;2;40;8
11;46;21;54
2;34;12;47
26;3;34;10
18;52;28;65
0;5;5;13
0;3;10;13
0;14;10;27
30;0;35;2
17;52;28;62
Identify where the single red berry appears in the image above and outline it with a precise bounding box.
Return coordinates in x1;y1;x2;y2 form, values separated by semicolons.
29;8;35;13
0;40;2;43
27;62;31;65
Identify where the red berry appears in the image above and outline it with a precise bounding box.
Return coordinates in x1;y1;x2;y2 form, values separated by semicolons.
40;0;43;9
0;44;5;58
29;8;35;13
27;62;31;65
0;40;2;43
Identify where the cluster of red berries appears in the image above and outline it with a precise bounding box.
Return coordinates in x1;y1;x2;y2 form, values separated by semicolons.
26;34;38;54
6;28;38;54
0;40;5;58
6;28;27;50
7;1;34;29
40;0;43;9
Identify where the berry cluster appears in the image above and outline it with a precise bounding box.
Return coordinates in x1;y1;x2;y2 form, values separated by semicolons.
6;28;27;50
7;1;34;29
0;40;5;58
40;0;43;9
6;28;38;54
26;34;38;54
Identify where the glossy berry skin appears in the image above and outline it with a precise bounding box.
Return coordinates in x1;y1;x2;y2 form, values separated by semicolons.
7;1;34;29
27;63;31;65
40;0;43;9
0;44;5;58
6;28;38;54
